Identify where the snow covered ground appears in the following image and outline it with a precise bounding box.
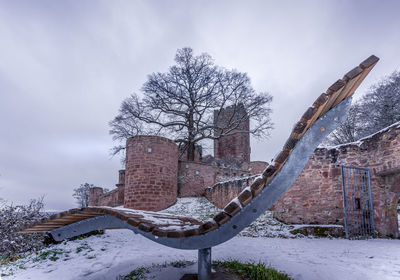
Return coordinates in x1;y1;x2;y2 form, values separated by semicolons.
161;197;306;238
2;198;400;279
2;229;400;280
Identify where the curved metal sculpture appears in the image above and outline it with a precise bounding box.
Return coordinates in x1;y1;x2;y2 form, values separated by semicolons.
20;55;379;279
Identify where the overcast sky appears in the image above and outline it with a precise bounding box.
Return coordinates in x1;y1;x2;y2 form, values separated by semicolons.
1;0;399;210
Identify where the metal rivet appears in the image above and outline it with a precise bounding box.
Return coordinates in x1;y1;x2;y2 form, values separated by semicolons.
232;225;237;229
320;127;325;132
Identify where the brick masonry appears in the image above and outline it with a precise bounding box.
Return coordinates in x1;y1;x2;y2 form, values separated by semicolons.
124;136;178;211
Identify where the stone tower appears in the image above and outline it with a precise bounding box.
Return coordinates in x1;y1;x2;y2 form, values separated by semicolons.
124;136;178;211
213;104;251;163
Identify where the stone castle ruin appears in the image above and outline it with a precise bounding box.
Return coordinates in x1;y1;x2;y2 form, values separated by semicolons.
89;105;267;211
89;105;400;238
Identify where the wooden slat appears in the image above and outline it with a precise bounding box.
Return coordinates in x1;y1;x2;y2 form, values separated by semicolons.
250;176;267;196
152;228;168;237
198;220;218;234
317;79;346;120
223;201;241;216
343;59;379;100
331;69;364;107
238;189;252;206
167;231;184;238
213;212;231;225
183;227;200;237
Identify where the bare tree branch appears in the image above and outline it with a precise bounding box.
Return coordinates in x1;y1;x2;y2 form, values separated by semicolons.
109;47;273;160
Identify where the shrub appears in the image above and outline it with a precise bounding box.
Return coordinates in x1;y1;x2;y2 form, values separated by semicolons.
0;198;46;257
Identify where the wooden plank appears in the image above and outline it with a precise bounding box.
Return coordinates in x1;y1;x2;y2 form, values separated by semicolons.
152;228;168;237
250;176;267;196
138;223;155;232
127;217;141;227
19;229;48;233
274;150;289;164
223;201;241;216
313;93;328;109
318;79;346;118
343;61;378;100
198;220;218;234
213;212;231;225
331;70;363;107
301;107;317;122
283;136;299;151
360;55;379;69
183;227;200;237
167;230;184;238
262;165;277;178
238;189;252;206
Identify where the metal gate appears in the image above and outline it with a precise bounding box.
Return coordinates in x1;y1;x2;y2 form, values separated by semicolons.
341;166;375;239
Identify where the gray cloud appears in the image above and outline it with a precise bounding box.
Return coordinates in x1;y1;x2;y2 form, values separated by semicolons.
1;0;399;210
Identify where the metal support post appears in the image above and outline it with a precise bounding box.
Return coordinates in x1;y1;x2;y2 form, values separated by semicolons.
198;247;211;280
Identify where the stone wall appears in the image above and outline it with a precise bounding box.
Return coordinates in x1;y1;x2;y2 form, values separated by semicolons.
88;170;125;207
242;161;268;175
200;122;400;237
214;104;251;163
88;187;103;206
271;122;400;237
205;175;258;208
96;187;124;207
124;136;178;211
178;161;253;197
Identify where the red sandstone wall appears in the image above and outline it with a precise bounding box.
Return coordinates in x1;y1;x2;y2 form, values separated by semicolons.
271;124;400;237
242;161;268;175
178;161;252;197
124;136;178;211
88;187;124;207
205;175;258;208
88;187;103;206
214;105;251;163
178;161;216;197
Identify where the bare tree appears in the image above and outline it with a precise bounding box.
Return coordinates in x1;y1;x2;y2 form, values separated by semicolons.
72;183;93;208
357;71;400;137
325;103;362;145
326;71;400;145
110;47;273;161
